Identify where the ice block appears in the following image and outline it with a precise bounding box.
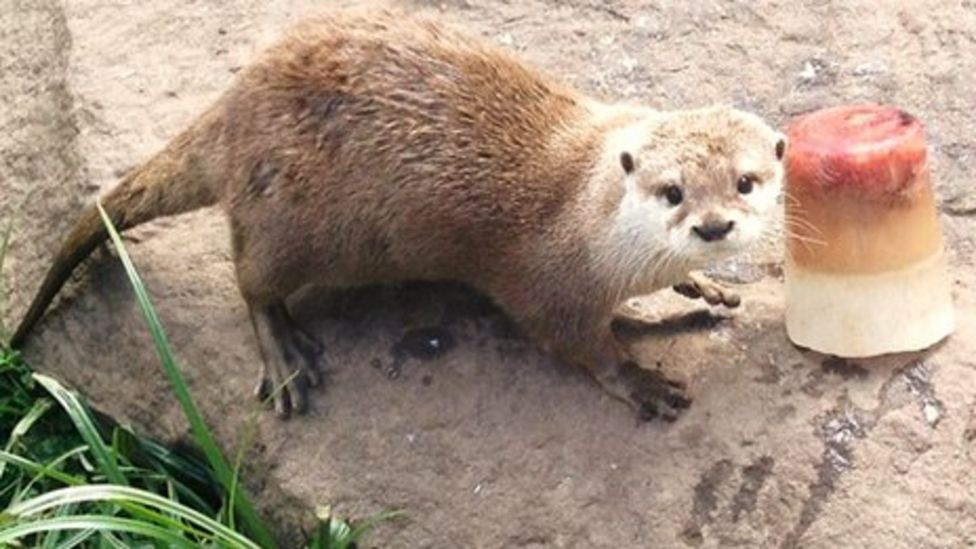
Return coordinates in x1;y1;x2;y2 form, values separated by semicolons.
783;104;954;357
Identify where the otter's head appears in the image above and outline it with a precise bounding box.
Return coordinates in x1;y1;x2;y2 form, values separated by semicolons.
609;106;785;272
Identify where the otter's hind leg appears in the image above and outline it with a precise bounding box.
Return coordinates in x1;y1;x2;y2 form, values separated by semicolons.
569;331;692;422
249;302;324;418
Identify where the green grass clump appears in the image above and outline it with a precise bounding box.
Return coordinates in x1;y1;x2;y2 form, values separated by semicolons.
0;206;400;547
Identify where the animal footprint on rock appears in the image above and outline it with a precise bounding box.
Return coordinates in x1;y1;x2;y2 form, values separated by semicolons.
680;456;775;545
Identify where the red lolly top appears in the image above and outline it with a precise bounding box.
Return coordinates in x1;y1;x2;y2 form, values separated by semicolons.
785;104;928;197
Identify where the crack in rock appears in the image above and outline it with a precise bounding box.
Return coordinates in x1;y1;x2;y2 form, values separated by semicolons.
780;406;867;549
781;360;943;547
902;361;944;427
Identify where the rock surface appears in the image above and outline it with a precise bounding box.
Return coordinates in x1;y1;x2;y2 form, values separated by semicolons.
2;1;975;547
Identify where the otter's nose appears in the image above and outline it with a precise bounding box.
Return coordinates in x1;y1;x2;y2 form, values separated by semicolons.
692;220;735;242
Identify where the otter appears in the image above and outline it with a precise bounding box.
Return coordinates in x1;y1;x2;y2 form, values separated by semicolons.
10;8;785;420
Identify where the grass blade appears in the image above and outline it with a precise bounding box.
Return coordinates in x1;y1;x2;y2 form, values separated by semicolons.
6;484;261;548
99;532;135;549
309;506;403;549
15;446;90;505
0;515;196;547
4;398;52;449
39;501;76;549
32;374;126;486
0;397;53;480
100;532;134;549
52;527;99;549
131;434;220;514
0;348;35;420
346;510;405;543
0;450;86;488
95;202;275;547
0;454;215;544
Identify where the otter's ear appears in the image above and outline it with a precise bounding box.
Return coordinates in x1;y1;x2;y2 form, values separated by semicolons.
775;135;787;161
620;151;636;174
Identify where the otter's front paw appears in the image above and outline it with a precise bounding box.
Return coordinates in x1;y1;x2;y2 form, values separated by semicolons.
673;272;740;309
616;361;692;422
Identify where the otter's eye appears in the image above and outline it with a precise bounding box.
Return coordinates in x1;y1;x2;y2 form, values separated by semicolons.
737;175;756;195
664;184;684;206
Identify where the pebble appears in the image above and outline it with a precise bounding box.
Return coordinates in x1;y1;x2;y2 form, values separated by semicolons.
923;403;941;426
799;61;818;81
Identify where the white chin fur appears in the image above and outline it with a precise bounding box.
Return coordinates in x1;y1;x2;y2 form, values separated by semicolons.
682;239;743;268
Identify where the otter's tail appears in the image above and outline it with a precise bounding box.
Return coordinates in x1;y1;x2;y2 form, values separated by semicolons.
9;125;218;348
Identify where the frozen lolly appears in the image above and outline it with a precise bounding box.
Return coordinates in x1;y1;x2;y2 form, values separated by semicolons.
783;104;954;357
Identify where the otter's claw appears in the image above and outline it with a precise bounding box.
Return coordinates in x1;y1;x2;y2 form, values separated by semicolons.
253;336;324;418
593;360;692;422
618;361;692;422
249;303;325;418
673;272;740;309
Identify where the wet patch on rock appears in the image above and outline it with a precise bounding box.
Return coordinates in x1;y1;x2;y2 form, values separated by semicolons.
680;455;777;545
394;326;456;362
963;405;976;449
800;369;826;398
781;406;868;548
383;325;457;379
782;358;940;547
797;357;870;397
681;459;735;546
731;456;775;522
754;360;782;384
821;357;869;380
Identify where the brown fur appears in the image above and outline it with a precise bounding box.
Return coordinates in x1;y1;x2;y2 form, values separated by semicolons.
11;9;782;419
